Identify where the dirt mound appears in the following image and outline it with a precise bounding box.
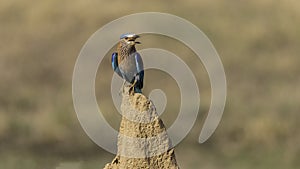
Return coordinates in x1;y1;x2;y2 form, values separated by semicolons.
103;86;179;169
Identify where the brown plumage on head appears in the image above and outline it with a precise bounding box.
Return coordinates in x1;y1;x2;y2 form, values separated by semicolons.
117;33;140;62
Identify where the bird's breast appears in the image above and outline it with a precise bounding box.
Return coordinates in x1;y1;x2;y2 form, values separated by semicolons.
118;55;137;82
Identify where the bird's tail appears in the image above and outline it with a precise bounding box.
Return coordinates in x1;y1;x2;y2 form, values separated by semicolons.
134;79;143;93
134;87;142;93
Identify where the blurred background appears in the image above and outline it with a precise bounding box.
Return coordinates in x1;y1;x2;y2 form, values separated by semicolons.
1;0;300;168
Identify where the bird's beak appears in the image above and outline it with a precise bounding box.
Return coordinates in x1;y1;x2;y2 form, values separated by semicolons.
134;34;141;44
125;34;141;45
134;34;140;39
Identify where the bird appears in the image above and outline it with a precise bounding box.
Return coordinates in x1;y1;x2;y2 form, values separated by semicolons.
111;33;144;93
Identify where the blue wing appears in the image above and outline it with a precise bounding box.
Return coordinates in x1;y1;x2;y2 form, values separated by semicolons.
111;52;122;78
134;52;144;90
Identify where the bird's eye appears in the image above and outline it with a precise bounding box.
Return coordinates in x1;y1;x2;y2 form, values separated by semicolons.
125;37;128;40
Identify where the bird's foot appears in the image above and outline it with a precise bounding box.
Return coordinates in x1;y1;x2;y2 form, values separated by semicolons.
128;79;137;95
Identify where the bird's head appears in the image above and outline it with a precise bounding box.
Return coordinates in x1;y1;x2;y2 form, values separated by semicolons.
118;33;141;53
120;33;141;45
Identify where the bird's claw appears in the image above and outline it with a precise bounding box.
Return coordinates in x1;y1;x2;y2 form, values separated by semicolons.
128;79;137;95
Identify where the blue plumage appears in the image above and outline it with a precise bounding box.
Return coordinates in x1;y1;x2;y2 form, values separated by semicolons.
111;52;122;77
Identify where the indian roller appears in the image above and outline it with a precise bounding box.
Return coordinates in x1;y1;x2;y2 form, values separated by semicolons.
111;33;144;93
